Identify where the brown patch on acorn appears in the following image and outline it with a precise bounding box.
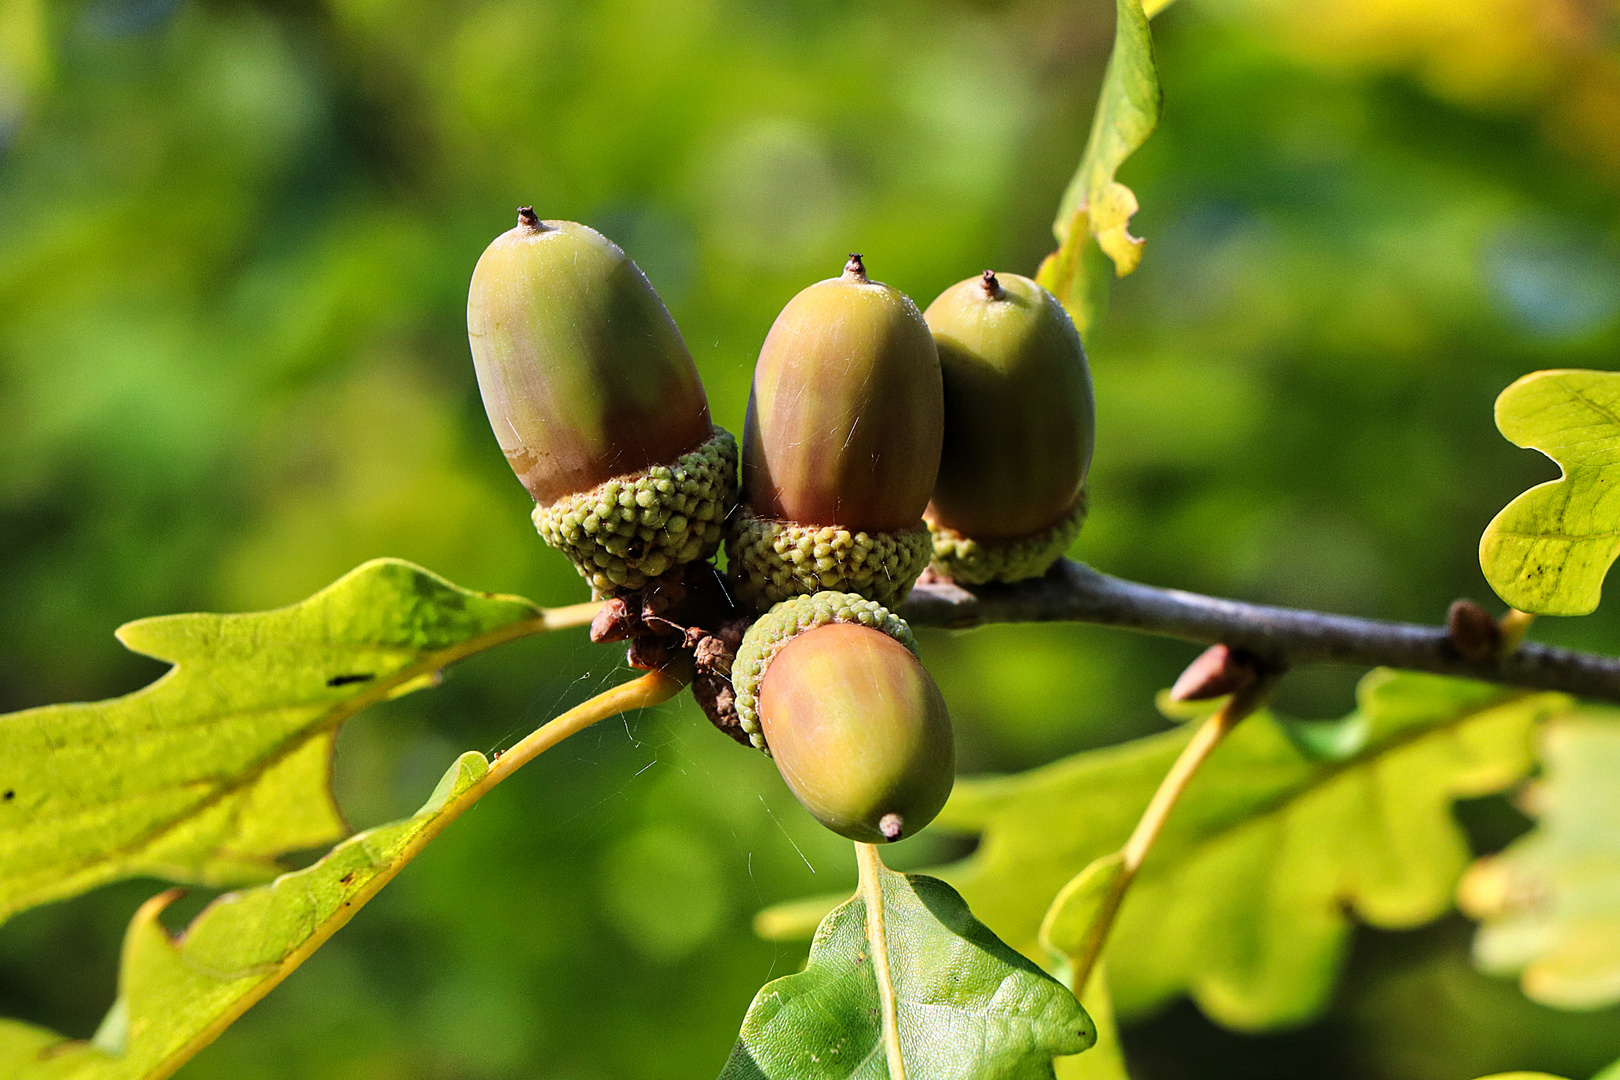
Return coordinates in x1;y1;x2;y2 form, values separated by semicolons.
589;561;756;745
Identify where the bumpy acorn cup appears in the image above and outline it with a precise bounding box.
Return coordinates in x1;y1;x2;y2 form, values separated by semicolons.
922;271;1095;583
730;255;943;609
731;592;954;843
468;210;738;596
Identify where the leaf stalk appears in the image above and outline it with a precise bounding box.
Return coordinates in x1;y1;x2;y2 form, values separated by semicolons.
855;842;908;1080
1064;680;1271;995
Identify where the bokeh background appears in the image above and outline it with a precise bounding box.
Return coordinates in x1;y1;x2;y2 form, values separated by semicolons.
4;0;1620;1076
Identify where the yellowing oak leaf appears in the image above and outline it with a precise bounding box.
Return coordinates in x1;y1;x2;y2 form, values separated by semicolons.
1461;709;1620;1009
0;673;681;1080
0;753;487;1080
0;558;554;926
1041;0;1163;332
1481;370;1620;616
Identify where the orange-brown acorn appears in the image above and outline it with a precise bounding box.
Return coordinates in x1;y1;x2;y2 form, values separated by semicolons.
731;592;954;843
468;210;738;595
728;255;943;608
923;270;1094;583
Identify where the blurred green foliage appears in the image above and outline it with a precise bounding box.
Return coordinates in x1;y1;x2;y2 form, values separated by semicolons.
3;0;1620;1077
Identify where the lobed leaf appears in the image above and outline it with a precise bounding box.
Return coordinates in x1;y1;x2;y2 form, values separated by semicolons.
1036;0;1165;332
1461;709;1620;1010
0;558;550;926
0;672;682;1080
761;671;1559;1031
1480;370;1620;616
722;862;1093;1080
0;752;486;1080
1039;854;1125;988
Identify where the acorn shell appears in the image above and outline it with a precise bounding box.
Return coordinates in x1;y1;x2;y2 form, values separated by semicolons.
742;257;943;533
759;621;953;844
924;271;1094;541
468;214;713;506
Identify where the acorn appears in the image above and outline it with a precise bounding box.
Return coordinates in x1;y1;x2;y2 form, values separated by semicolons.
729;255;943;609
922;270;1095;584
468;209;738;595
731;592;953;843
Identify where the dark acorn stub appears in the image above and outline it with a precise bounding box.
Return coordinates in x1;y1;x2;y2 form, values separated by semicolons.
732;591;954;844
585;561;755;744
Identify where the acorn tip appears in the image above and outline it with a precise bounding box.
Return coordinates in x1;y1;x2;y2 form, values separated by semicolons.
844;253;868;281
980;269;1002;297
878;813;904;841
517;206;542;230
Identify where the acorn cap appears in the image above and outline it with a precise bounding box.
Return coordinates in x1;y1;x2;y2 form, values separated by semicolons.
733;592;952;843
726;505;931;610
923;270;1094;566
928;490;1087;585
742;254;943;533
468;212;714;506
533;426;737;595
731;591;916;750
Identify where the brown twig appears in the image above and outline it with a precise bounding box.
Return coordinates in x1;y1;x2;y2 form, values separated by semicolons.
899;560;1620;704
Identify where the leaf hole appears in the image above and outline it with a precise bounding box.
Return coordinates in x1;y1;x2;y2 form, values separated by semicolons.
326;673;376;687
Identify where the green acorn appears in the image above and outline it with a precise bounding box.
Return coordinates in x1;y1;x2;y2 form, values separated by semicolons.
468;209;738;595
922;270;1095;583
731;592;953;843
730;255;943;609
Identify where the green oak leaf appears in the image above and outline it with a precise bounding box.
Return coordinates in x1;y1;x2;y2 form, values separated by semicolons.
0;752;487;1080
760;671;1561;1031
1040;853;1126;992
0;558;545;926
1461;708;1620;1009
722;863;1093;1080
1480;369;1620;616
1036;0;1167;332
1053;962;1130;1080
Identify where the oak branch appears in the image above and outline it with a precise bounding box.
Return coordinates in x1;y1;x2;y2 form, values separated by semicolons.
898;559;1620;704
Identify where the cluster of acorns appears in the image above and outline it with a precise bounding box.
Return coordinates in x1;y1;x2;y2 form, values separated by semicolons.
467;209;1094;844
